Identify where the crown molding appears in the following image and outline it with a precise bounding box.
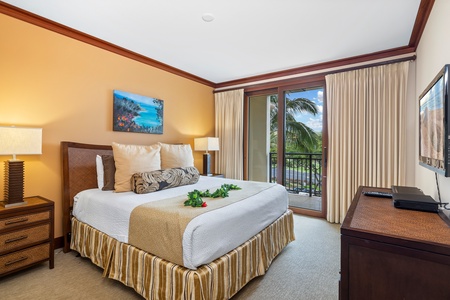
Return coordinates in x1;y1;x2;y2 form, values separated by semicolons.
215;47;416;90
1;0;434;90
0;1;215;87
215;0;433;89
409;0;434;48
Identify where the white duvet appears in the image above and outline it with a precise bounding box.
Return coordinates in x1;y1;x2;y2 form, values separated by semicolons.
73;176;288;269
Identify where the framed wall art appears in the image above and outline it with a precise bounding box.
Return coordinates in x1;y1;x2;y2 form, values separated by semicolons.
113;90;164;134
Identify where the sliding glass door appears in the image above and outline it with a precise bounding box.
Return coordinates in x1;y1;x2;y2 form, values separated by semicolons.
246;83;327;217
248;93;275;182
282;87;324;212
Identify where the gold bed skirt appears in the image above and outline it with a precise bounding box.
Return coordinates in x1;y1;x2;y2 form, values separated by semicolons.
71;210;295;300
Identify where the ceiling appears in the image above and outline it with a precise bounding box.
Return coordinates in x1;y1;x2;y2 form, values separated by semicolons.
2;0;422;84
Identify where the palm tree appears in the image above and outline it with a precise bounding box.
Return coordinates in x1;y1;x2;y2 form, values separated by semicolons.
270;94;319;153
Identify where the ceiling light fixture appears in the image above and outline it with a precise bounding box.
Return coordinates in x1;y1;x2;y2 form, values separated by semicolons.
202;13;215;22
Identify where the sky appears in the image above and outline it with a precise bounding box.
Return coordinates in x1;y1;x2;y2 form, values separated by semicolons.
290;87;323;132
114;90;159;107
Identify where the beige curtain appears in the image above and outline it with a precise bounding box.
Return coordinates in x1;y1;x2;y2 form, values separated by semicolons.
325;61;409;223
214;89;244;179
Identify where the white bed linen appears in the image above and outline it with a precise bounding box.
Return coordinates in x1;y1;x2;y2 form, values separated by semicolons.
73;176;288;269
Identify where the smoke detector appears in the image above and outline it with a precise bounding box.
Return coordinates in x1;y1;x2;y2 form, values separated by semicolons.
202;13;215;22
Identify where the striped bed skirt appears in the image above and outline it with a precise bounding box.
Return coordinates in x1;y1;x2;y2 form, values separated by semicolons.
70;209;295;300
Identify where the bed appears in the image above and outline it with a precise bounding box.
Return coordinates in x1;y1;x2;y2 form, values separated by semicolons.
61;141;295;300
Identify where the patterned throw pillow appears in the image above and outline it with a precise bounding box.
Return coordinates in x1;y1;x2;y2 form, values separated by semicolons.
131;166;200;194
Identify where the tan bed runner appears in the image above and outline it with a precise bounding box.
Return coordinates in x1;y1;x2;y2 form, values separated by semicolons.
128;181;275;267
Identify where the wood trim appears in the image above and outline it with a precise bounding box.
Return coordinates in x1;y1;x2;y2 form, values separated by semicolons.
289;206;325;218
242;74;327;94
321;85;328;220
283;81;327;219
276;88;285;186
245;88;278;97
216;46;415;89
216;54;415;94
1;1;432;89
0;2;215;87
243;89;278;181
409;0;435;48
218;0;435;89
276;79;326;93
54;236;64;250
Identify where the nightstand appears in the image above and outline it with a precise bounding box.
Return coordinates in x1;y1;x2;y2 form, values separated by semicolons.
0;196;54;277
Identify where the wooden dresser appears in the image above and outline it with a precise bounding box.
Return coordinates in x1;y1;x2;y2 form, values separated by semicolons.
340;186;450;300
0;196;54;277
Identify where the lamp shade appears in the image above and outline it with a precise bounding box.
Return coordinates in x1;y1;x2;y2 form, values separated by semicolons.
194;137;219;152
0;126;42;159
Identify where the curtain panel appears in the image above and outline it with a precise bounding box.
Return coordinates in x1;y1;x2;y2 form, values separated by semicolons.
214;89;244;179
325;61;410;223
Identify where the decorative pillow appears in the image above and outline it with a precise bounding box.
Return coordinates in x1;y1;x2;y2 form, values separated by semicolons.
131;166;200;194
101;155;116;191
95;155;104;189
112;142;161;192
159;143;194;169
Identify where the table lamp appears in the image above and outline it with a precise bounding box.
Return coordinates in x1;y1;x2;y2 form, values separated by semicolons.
194;137;219;176
0;126;42;207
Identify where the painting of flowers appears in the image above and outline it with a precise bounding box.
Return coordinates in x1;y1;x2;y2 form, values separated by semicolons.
113;90;163;134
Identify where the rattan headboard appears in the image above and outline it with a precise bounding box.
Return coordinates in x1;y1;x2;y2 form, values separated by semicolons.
61;141;112;252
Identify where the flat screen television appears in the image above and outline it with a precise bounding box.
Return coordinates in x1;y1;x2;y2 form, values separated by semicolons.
419;64;450;177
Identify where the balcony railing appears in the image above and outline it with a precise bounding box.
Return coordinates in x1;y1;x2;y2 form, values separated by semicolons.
269;152;322;197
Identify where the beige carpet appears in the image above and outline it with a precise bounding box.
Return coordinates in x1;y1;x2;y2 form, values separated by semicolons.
0;214;340;300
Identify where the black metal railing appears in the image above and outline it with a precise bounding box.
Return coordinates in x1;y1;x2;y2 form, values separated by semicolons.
269;152;322;197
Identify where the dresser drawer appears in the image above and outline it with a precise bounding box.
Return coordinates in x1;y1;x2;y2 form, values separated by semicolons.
0;224;50;253
0;211;50;231
0;243;50;275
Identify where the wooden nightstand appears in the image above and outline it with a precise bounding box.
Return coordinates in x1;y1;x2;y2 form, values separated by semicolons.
0;196;54;277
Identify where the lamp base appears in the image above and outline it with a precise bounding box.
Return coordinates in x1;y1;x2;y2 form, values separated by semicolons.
202;153;212;176
3;160;25;207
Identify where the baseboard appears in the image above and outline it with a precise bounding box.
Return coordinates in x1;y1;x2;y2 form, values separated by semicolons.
54;236;64;249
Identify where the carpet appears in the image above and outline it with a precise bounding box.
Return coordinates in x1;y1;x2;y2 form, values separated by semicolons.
0;214;340;300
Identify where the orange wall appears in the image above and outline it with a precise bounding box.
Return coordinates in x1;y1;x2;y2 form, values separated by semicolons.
0;13;215;239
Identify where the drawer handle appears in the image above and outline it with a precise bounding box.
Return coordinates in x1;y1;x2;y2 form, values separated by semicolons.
5;256;28;266
5;217;29;225
5;235;28;244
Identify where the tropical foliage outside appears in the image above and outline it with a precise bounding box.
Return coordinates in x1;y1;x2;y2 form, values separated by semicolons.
269;91;323;196
269;94;321;153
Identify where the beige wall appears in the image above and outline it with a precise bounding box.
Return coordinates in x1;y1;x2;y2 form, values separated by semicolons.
415;0;450;218
0;14;215;238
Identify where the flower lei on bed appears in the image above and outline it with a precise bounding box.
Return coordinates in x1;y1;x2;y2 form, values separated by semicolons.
184;184;241;207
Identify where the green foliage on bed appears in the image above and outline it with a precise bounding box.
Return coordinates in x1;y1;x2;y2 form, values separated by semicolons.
184;184;241;207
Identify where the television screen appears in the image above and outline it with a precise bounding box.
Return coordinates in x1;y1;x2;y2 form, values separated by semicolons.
419;65;450;177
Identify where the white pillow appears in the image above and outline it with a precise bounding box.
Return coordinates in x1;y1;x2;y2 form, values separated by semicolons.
95;155;104;189
159;143;194;169
112;142;161;192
